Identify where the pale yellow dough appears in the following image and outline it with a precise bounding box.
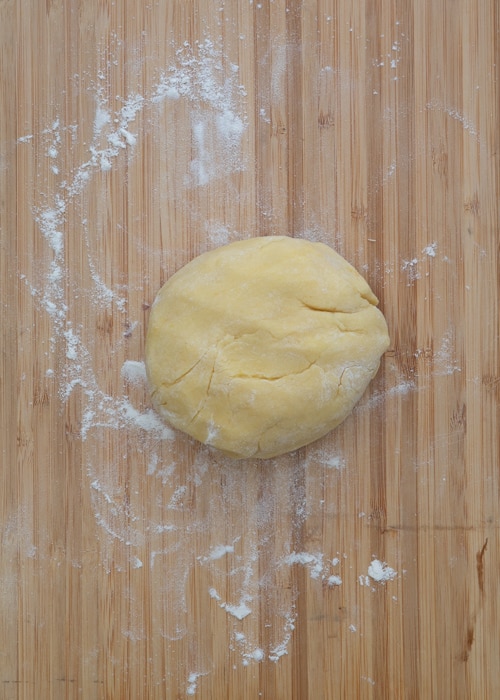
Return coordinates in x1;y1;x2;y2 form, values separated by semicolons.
145;236;390;459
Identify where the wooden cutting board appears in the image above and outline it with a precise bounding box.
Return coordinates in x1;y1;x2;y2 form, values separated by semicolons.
1;1;499;697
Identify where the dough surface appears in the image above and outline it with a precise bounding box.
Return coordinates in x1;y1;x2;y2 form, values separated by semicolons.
145;236;390;459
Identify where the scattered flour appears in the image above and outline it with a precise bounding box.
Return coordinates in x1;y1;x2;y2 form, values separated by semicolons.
400;241;440;285
283;551;343;586
229;611;297;665
200;542;344;662
433;327;462;376
16;25;420;684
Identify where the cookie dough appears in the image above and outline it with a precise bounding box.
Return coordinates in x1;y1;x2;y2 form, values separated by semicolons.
145;236;390;459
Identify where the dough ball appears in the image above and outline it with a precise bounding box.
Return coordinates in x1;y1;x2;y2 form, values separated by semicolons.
145;236;390;459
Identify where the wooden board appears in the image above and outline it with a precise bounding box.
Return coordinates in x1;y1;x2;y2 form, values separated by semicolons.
1;0;499;697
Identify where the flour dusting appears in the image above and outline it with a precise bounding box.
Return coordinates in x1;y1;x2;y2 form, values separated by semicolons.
359;378;416;412
152;39;247;186
17;23;416;686
433;327;461;376
304;444;347;471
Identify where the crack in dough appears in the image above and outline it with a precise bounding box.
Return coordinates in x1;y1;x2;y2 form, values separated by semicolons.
299;300;356;314
231;359;316;382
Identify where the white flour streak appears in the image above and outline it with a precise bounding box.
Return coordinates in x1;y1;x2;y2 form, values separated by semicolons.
186;672;207;696
284;551;325;579
44;118;62;172
63;327;79;360
191;118;210;185
368;158;398;197
66;93;144;193
362;676;376;686
433;327;461;376
89;478;143;546
268;613;296;663
199;543;235;562
304;444;346;471
81;219;128;311
271;43;287;101
359;378;417;412
383;160;397;183
384;379;417;397
425;99;482;144
188;96;246;186
82;396;173;440
35;195;66;257
93;104;111;136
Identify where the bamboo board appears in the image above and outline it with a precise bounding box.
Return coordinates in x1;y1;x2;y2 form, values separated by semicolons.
1;1;499;698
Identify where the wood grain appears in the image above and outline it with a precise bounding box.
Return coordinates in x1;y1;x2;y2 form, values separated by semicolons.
1;0;499;698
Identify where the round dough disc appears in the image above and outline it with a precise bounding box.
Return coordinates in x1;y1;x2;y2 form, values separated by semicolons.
145;236;390;459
